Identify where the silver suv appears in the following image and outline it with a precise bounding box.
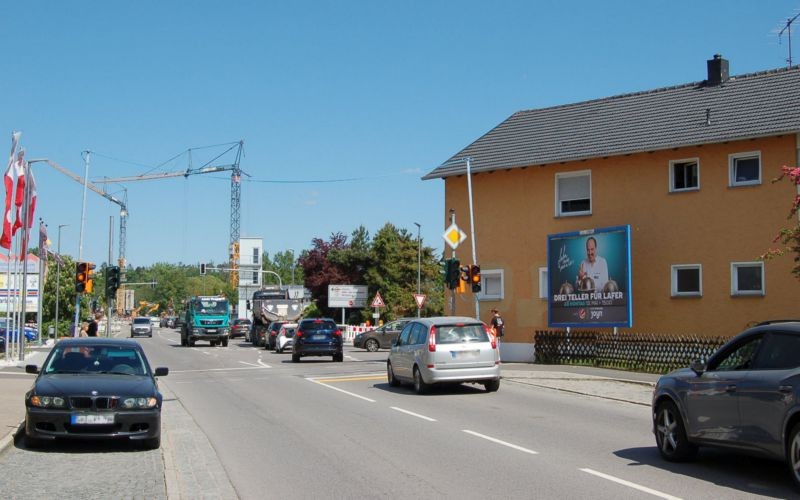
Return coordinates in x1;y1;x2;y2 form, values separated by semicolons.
130;317;153;338
387;316;501;394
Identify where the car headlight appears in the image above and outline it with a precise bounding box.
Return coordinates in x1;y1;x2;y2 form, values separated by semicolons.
121;397;158;409
30;395;66;408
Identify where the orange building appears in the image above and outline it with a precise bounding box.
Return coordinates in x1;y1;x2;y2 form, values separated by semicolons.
424;56;800;362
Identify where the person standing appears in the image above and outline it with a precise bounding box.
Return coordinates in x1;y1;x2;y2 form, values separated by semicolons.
577;236;609;291
86;312;102;337
489;309;504;340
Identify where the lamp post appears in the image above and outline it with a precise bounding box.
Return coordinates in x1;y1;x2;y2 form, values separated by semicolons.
414;222;421;318
290;249;295;285
54;224;68;340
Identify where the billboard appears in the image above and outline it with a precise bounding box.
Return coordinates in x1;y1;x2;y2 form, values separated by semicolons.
547;225;632;328
328;285;368;308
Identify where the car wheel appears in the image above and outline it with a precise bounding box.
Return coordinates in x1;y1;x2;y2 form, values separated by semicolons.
413;367;429;395
292;353;300;363
654;400;697;461
484;379;500;392
365;339;379;352
333;353;343;362
387;362;400;387
188;339;195;347
787;423;800;489
222;339;228;347
180;336;186;346
142;436;161;450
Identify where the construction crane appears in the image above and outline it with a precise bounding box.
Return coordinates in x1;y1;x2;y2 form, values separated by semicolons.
94;141;245;286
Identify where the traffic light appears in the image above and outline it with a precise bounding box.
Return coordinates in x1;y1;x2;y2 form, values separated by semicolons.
106;266;121;299
444;258;460;289
200;263;206;275
75;262;88;293
85;262;96;293
469;264;481;293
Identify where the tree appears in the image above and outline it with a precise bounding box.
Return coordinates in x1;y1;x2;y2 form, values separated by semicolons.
762;164;800;279
298;233;355;318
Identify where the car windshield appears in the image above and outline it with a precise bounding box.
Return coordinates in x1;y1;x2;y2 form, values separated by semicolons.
435;324;490;344
44;345;148;376
301;320;337;332
133;318;150;325
195;300;228;314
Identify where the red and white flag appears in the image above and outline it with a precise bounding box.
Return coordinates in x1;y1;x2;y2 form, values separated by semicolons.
11;148;26;235
20;166;36;260
0;131;21;250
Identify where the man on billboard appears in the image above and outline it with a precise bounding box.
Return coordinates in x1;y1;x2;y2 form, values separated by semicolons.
577;236;608;292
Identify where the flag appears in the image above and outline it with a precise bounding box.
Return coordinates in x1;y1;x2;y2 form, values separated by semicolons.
19;162;35;261
11;148;26;235
0;131;20;249
38;220;49;282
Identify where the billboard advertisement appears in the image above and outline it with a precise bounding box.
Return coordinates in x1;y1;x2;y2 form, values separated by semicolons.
547;225;632;328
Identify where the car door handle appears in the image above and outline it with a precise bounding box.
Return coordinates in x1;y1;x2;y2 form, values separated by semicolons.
725;385;737;393
779;385;793;393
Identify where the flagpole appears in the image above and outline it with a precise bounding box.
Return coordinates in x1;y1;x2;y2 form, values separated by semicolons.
36;219;44;346
18;159;32;361
3;250;10;365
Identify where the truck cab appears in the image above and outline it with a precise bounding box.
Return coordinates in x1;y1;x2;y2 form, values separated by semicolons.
180;295;231;347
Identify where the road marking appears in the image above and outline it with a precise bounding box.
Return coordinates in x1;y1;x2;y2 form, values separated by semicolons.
461;430;538;455
171;366;268;374
200;351;210;356
390;407;436;422
579;468;681;500
256;359;271;368
345;355;360;361
315;375;386;383
307;378;375;402
239;361;260;367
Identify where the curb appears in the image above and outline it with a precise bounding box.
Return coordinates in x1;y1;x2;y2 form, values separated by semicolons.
504;378;651;406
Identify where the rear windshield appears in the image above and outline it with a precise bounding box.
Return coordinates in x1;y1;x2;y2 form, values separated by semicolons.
282;327;297;337
133;318;151;325
435;324;489;344
300;320;337;332
234;319;251;325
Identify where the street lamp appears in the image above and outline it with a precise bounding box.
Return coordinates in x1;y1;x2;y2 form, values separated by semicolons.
54;224;69;340
290;249;295;285
414;222;421;318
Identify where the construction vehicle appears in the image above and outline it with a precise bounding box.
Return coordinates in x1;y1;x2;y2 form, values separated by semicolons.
249;286;308;345
132;301;159;317
181;295;231;347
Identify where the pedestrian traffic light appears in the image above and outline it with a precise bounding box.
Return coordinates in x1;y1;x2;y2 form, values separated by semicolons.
444;258;460;289
469;264;481;293
106;266;121;299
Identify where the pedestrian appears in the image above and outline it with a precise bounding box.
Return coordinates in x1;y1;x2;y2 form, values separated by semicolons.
86;312;102;337
490;309;504;340
79;322;89;337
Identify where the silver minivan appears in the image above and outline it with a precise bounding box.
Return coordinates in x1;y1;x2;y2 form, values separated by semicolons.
387;316;501;394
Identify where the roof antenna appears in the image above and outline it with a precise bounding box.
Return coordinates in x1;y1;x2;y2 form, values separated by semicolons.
778;12;800;67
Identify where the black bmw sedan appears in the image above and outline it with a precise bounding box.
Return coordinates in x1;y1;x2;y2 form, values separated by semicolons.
24;337;168;449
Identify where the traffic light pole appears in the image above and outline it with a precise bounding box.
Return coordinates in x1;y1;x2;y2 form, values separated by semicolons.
465;157;480;321
106;216;113;337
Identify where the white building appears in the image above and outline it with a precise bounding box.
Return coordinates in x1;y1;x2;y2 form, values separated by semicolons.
237;237;262;319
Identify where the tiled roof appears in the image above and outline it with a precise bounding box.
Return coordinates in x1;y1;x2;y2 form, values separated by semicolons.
422;65;800;180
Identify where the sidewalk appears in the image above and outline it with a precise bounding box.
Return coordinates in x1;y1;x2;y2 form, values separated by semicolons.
0;344;51;452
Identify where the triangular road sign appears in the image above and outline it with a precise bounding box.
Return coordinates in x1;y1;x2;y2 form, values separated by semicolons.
414;294;426;308
371;292;386;308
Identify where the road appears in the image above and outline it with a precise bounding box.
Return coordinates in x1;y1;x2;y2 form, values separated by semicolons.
1;325;797;499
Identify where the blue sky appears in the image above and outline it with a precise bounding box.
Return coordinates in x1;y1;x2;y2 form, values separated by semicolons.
2;1;798;268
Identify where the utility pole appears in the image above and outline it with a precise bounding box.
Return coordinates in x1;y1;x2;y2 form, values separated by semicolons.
414;222;421;318
73;151;90;337
106;216;114;337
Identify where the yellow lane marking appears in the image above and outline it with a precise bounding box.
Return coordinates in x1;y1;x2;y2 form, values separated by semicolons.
315;375;387;383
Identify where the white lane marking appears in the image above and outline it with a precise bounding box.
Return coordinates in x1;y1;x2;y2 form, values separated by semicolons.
256;359;271;368
307;378;376;403
461;430;538;455
171;366;268;374
390;407;436;422
200;351;210;355
239;361;259;367
345;355;360;361
579;468;682;500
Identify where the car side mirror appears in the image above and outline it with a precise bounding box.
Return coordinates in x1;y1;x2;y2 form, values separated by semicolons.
690;359;707;376
154;367;169;377
25;364;39;374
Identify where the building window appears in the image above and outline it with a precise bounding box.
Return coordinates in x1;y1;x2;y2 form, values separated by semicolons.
731;262;764;296
555;170;591;216
251;271;259;285
669;158;699;192
729;151;761;187
671;264;702;297
539;267;548;299
478;269;504;301
252;248;260;265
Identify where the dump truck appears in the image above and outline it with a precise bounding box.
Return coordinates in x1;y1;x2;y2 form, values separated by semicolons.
180;295;231;347
249;286;307;346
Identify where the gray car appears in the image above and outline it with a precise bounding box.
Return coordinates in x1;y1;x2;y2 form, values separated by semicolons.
353;318;412;352
387;316;501;394
652;320;800;489
130;317;153;338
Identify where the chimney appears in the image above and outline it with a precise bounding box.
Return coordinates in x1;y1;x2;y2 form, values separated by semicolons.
706;54;729;86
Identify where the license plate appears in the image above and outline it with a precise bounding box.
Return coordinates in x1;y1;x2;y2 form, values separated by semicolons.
71;413;115;425
207;329;217;333
313;334;326;340
451;350;479;359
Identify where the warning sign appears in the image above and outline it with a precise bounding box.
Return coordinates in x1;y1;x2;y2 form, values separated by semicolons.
371;292;386;308
414;294;426;309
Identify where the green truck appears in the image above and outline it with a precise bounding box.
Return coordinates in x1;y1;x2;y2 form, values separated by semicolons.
180;295;231;347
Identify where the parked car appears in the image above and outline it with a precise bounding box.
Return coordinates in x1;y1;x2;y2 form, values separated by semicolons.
0;319;38;343
387;316;501;394
353;318;412;352
266;320;288;350
231;318;251;339
652;320;800;489
23;337;168;449
274;323;298;353
131;317;153;338
292;318;343;362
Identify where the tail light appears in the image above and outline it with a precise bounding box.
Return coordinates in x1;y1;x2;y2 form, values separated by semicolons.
296;329;304;338
428;326;437;352
483;324;497;349
333;329;342;337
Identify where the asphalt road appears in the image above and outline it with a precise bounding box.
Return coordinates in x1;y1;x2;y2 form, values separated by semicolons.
143;326;796;499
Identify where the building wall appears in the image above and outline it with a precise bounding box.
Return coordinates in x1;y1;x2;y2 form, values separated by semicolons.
444;134;799;340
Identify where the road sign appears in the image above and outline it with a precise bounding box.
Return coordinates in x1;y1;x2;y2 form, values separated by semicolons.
371;292;386;308
414;294;426;309
442;223;467;250
328;284;368;308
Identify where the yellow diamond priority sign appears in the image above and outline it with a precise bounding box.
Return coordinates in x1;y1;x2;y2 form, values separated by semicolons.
442;223;467;250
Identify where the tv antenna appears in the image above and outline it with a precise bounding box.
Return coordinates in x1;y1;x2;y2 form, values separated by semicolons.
778;12;800;67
